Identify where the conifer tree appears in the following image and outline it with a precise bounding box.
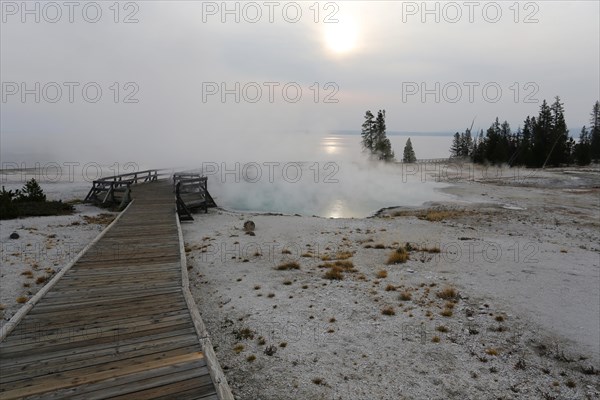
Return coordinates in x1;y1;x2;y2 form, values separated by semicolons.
402;138;417;163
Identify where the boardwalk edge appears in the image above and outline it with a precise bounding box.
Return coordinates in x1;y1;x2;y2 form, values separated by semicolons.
0;201;136;343
176;214;236;400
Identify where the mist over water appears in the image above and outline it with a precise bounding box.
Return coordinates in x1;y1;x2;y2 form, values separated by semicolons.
203;133;454;218
1;133;455;217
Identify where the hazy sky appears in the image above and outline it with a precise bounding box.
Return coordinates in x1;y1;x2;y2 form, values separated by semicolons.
1;1;599;166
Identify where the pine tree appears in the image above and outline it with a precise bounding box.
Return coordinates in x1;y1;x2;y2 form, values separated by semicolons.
402;138;417;163
545;96;569;167
17;179;46;202
372;110;394;161
450;132;461;157
590;101;600;162
574;126;592;165
361;110;376;153
462;129;473;158
533;100;553;167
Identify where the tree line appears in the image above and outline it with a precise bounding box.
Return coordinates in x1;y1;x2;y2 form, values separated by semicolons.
450;98;600;167
361;109;416;163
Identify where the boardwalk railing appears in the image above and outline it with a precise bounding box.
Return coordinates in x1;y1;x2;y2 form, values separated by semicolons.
173;173;217;221
84;169;165;206
394;157;460;164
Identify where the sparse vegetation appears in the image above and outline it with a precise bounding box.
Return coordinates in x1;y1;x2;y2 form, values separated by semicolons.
440;308;453;317
437;286;459;301
399;291;412;301
233;344;245;354
16;296;27;303
235;327;255;340
276;261;300;270
436;325;449;333
485;348;499;356
431;336;440;343
376;270;388;279
324;267;344;280
384;284;396;291
321;260;356;280
386;247;409;264
246;354;256;362
381;306;395;316
420;210;464;222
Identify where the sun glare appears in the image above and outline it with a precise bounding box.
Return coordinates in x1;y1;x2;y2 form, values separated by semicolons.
323;15;359;55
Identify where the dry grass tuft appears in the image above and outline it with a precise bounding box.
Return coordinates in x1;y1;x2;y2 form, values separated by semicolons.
373;243;386;249
485;348;499;356
16;296;27;304
437;286;459;301
83;213;115;225
233;344;245;354
281;249;292;255
246;354;256;362
376;270;388;279
386;247;409;265
35;276;48;284
381;306;396;316
384;284;396;292
324;267;344;280
276;261;300;270
321;260;356;280
398;291;412;301
431;336;440;343
440;308;453;317
420;209;464;222
436;325;449;333
335;251;354;260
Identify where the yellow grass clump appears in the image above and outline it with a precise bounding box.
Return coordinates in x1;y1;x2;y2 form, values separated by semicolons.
386;247;409;265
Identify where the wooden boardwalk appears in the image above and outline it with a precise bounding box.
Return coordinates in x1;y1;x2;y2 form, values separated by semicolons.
0;181;228;399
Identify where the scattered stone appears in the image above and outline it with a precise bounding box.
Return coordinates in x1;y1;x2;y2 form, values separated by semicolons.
243;220;255;232
264;345;277;356
9;232;19;239
406;269;415;273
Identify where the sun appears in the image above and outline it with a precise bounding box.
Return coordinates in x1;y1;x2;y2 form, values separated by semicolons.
323;15;359;55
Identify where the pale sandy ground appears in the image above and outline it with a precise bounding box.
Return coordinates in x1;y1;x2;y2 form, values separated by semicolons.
0;205;116;329
183;164;600;400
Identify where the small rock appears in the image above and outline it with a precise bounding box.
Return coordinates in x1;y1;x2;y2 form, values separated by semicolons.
243;220;255;232
9;232;19;239
467;317;474;321
406;269;415;273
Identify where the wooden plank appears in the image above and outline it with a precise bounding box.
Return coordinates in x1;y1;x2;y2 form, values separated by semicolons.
0;180;226;399
0;352;205;398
